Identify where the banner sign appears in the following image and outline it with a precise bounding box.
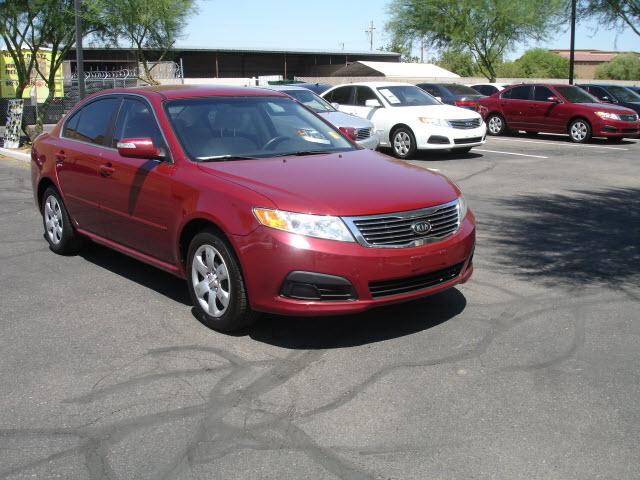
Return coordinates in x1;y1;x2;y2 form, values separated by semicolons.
3;99;23;148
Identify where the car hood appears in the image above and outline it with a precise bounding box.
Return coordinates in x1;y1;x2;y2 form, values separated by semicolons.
578;102;638;114
390;104;482;119
197;149;460;216
318;110;374;129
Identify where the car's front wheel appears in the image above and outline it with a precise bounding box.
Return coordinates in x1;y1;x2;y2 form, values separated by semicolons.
391;127;417;159
41;187;83;254
568;118;592;143
486;113;507;136
187;230;258;333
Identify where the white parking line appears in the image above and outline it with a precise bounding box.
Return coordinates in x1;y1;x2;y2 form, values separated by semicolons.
475;148;548;159
490;137;630;151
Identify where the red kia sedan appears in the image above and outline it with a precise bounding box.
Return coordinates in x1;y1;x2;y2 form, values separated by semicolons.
31;86;475;332
478;83;640;143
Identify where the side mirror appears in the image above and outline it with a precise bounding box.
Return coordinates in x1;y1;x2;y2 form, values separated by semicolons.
365;98;381;108
331;102;341;109
547;96;560;103
600;96;613;103
117;137;162;159
434;96;443;102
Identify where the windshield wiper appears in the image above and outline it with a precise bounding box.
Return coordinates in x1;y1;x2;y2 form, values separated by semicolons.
197;154;259;162
271;150;329;157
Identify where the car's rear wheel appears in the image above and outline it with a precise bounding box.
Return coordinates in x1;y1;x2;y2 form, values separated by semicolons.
391;127;417;159
187;230;258;333
41;187;83;254
568;119;592;143
486;113;507;136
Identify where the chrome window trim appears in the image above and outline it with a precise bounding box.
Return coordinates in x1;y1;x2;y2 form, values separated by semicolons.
341;198;462;249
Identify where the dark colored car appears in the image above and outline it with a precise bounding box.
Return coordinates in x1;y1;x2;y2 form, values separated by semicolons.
469;83;511;96
477;83;640;143
282;82;333;94
31;85;475;333
416;83;485;110
578;84;640;115
627;86;640;95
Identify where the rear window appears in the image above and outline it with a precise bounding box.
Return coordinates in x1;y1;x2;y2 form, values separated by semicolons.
443;84;481;95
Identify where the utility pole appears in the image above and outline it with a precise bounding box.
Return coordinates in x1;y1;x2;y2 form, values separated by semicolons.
420;37;424;63
569;0;576;84
365;21;376;51
74;0;85;99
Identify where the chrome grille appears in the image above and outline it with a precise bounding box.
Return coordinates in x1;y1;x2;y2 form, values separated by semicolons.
619;113;638;122
356;127;372;140
343;200;461;248
448;118;481;129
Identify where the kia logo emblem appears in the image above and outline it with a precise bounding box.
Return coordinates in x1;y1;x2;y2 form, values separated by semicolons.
412;220;432;235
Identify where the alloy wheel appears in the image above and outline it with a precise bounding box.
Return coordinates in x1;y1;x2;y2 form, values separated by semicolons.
191;244;231;318
44;195;63;245
570;121;588;142
488;116;503;134
394;131;411;156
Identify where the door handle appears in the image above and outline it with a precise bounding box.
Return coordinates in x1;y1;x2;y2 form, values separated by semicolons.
99;163;115;177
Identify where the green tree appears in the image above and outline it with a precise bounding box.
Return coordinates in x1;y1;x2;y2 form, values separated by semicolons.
581;0;640;37
495;61;526;78
595;53;640;80
513;48;569;78
96;0;195;84
435;48;478;77
386;0;565;81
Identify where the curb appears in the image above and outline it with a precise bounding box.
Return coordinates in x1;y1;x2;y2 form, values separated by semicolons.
0;147;31;163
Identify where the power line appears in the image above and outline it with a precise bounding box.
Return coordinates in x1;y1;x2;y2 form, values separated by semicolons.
365;21;376;51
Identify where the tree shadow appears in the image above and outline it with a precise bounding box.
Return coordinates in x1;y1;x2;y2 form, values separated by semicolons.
483;187;640;287
79;242;191;305
248;288;467;349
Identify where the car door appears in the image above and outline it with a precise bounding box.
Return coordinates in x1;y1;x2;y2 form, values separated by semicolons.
55;96;121;237
499;85;532;129
529;85;563;132
349;86;383;121
98;96;178;262
323;86;356;115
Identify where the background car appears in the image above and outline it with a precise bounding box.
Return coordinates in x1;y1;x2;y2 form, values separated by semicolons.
265;85;379;149
469;83;511;96
282;82;333;94
416;83;486;110
321;82;486;158
578;84;640;115
477;83;640;143
627;86;640;95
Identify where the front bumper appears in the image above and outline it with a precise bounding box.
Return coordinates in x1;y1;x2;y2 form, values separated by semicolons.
415;124;487;150
233;213;475;316
593;118;640;137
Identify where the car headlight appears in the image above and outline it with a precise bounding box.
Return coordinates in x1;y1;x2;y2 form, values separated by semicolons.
595;111;621;121
253;208;354;242
419;117;448;127
457;195;468;220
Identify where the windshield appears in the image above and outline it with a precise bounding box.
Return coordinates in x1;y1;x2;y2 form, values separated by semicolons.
376;85;440;107
606;85;640;103
281;89;335;113
165;96;354;160
443;84;481;95
555;86;599;104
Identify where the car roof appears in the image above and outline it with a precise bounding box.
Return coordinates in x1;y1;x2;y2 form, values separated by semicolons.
328;81;414;88
83;84;289;100
261;85;313;92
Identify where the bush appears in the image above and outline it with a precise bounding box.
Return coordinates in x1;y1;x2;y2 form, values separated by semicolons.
496;61;526;78
595;54;640;80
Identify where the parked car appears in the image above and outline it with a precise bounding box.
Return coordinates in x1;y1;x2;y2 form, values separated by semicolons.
477;83;640;143
416;83;486;110
468;83;511;96
577;84;640;115
31;85;475;332
627;86;640;95
282;82;333;94
321;82;486;158
264;85;379;149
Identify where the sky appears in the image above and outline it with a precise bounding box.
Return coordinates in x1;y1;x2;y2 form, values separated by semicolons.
181;0;639;59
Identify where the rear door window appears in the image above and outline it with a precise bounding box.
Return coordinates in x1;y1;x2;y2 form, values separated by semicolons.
64;97;120;146
504;85;532;100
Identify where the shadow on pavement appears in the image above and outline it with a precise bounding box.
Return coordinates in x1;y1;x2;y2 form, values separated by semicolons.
484;187;640;286
509;131;637;145
80;242;191;305
249;288;467;349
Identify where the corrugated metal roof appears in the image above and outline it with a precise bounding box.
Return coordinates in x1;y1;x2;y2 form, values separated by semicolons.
339;61;459;78
78;46;401;56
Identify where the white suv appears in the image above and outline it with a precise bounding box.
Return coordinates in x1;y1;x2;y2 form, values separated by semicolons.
322;82;486;159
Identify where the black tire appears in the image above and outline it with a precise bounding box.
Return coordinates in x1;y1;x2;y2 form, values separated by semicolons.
568;118;592;143
41;187;83;255
486;113;507;136
186;229;258;333
450;147;472;154
391;127;417;159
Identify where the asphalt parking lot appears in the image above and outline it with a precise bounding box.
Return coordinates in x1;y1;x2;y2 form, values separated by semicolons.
1;134;639;479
